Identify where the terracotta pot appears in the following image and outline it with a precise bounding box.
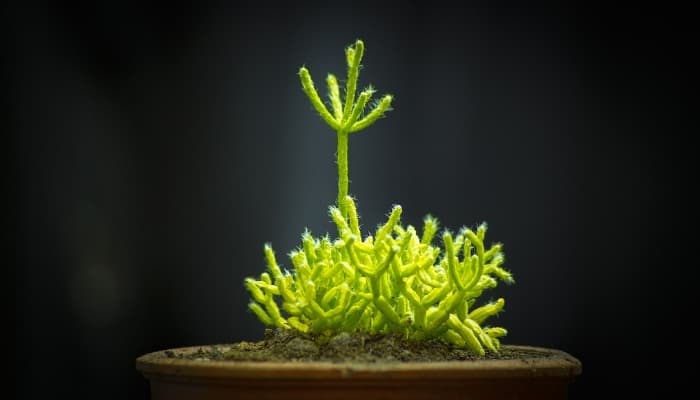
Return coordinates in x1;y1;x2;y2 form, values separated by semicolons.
136;345;581;400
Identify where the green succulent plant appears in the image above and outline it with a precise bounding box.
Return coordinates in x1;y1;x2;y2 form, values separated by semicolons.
245;40;513;355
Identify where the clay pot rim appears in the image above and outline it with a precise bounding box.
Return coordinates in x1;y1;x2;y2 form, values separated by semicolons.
136;344;581;382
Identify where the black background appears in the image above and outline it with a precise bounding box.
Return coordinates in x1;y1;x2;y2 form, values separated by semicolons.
13;1;691;398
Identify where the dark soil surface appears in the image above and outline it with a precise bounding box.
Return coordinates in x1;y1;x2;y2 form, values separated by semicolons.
163;329;551;363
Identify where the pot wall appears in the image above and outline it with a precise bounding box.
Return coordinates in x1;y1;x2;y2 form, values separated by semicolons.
137;345;581;400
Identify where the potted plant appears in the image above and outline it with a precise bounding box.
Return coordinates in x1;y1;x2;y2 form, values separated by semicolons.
136;39;581;400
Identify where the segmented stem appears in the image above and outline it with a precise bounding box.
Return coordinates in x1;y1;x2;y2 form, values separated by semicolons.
297;39;393;215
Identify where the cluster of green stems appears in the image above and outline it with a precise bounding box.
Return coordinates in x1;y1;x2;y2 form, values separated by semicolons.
245;40;512;354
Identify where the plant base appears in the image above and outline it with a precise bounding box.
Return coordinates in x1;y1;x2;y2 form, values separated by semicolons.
136;345;581;400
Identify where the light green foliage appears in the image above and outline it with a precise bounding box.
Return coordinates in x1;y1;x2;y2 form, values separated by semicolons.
245;40;513;355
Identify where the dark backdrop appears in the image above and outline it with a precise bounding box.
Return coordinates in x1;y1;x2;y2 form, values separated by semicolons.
13;1;691;399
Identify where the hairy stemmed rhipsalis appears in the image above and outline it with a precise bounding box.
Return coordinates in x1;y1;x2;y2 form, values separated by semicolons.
245;40;513;355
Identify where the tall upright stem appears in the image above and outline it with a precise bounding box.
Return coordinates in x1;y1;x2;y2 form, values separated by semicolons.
337;131;349;217
298;40;392;218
